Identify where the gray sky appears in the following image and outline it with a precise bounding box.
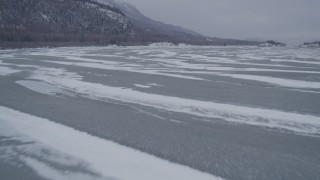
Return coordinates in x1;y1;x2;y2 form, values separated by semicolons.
123;0;320;44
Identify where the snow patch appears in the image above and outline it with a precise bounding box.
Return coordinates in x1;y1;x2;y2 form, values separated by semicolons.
0;106;221;180
45;60;205;81
39;12;49;22
16;80;72;96
148;42;176;47
219;74;320;89
134;84;151;88
22;157;106;180
0;66;21;76
133;83;163;88
148;83;163;87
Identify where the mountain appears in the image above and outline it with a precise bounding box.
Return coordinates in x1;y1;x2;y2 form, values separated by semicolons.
0;0;257;47
95;0;257;45
0;0;133;45
95;0;201;36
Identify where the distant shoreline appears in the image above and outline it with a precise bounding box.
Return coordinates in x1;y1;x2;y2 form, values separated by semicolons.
0;41;143;50
0;41;259;50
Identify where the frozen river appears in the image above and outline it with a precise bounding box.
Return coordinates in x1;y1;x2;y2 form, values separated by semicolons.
0;46;320;180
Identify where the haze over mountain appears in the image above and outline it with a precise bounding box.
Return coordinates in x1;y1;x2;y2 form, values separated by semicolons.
124;0;320;45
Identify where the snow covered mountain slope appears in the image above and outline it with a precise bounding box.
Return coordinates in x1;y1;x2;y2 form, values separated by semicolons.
0;0;258;46
0;0;132;44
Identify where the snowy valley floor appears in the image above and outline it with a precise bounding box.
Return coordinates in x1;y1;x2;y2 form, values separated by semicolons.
0;46;320;180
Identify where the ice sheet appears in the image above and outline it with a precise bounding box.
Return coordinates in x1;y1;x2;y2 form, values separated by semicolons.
0;106;221;180
26;66;320;135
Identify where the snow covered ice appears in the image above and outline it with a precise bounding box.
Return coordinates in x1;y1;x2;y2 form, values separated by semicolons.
0;46;320;180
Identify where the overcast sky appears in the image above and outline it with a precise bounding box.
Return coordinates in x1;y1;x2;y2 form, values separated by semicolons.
122;0;320;44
